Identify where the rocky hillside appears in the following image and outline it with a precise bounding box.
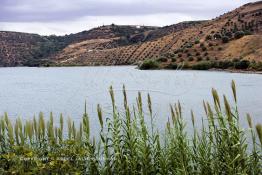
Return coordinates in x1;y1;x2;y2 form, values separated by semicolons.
0;1;262;68
0;25;157;66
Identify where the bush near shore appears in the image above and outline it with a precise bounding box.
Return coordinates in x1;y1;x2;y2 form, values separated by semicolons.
139;59;160;70
139;57;262;71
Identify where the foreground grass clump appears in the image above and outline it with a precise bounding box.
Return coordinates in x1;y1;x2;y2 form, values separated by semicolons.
0;81;261;174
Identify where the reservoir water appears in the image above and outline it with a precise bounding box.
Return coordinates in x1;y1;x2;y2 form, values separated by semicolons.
0;66;261;135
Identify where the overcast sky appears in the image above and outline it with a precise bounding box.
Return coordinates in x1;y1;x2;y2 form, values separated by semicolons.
0;0;258;35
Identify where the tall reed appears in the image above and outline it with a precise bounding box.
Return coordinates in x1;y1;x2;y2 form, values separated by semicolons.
0;81;261;174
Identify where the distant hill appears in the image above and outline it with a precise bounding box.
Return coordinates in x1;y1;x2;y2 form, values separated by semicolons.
0;25;157;66
0;1;262;69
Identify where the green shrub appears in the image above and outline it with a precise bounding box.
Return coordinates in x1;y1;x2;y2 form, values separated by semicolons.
244;30;252;35
234;60;250;69
24;58;53;67
171;57;177;62
234;31;245;39
157;57;168;62
214;33;222;39
192;61;215;70
222;36;229;43
194;39;200;44
188;56;194;61
233;58;240;62
197;57;203;61
164;52;175;58
182;62;190;69
165;63;178;69
216;60;234;69
225;31;233;38
250;61;262;71
139;59;160;70
202;47;207;51
205;35;212;40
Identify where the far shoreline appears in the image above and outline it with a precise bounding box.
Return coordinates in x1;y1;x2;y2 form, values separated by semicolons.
209;68;262;75
0;65;262;75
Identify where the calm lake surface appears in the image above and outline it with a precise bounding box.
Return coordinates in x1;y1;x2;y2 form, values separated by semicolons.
0;66;261;135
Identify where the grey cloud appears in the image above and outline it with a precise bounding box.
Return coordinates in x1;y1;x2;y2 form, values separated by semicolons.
0;0;258;22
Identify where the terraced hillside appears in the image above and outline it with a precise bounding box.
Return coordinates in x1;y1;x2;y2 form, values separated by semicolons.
0;1;262;68
54;1;262;67
53;22;207;66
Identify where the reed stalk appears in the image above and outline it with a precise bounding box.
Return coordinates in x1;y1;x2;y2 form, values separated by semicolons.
0;81;261;174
